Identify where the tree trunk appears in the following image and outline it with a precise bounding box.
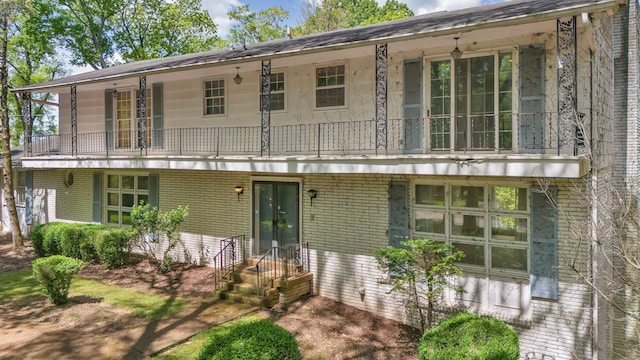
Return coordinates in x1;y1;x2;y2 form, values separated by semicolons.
0;8;24;248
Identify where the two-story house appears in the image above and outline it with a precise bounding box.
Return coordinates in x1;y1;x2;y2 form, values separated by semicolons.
9;0;639;358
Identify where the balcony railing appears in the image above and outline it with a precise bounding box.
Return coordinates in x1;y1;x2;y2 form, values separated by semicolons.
25;112;584;158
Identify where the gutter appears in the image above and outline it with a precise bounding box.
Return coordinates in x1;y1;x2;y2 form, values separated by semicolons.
12;1;623;93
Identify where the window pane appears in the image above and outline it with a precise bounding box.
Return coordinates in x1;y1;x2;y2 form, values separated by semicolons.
108;210;120;224
17;172;26;186
107;192;119;206
415;210;445;234
491;216;527;242
451;186;484;208
138;176;149;190
453;242;484;266
316;88;345;107
416;185;445;206
122;212;132;225
138;194;149;205
122;193;135;208
122;176;134;189
451;213;485;237
492;187;527;211
491;247;527;271
108;175;119;189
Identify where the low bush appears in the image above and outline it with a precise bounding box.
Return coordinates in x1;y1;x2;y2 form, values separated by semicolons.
418;312;519;360
196;317;302;360
42;222;67;256
95;228;133;269
59;225;86;259
32;255;84;305
29;223;50;257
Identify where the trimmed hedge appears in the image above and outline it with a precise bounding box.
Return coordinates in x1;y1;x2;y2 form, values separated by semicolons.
95;228;133;269
418;312;519;360
32;255;84;305
196;317;303;360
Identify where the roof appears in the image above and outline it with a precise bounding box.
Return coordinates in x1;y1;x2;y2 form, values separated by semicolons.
14;0;623;92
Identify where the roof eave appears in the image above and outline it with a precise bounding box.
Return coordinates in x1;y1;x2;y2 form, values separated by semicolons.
12;0;622;93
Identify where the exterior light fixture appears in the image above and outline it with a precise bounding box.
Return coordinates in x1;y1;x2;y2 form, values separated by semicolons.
233;67;243;84
307;189;318;206
112;83;118;96
451;37;463;60
234;185;244;201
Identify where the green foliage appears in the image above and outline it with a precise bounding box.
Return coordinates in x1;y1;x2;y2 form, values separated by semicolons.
95;228;133;269
59;224;86;259
115;0;219;62
131;202;188;273
42;222;67;256
225;5;289;47
29;222;49;257
418;312;519;360
31;255;83;305
375;239;464;331
196;316;302;360
297;0;413;35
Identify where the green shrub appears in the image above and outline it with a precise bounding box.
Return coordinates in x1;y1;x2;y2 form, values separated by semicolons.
29;223;50;257
42;222;68;256
60;225;86;259
95;228;133;269
418;312;519;360
32;255;84;305
196;317;302;360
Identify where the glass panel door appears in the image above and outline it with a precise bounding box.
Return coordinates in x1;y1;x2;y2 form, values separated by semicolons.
253;182;299;255
116;91;132;149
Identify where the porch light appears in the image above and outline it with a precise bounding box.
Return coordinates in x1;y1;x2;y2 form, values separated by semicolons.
450;37;463;60
307;189;318;206
233;67;243;84
234;185;244;201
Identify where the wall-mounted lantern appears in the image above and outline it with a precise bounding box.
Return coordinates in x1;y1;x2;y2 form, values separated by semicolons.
234;185;244;201
307;189;318;206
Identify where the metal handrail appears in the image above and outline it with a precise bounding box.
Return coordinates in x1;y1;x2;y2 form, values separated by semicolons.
212;234;246;291
255;242;309;298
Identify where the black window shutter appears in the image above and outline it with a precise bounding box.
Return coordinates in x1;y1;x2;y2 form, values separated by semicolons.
25;171;33;225
149;174;159;208
388;182;409;248
152;83;163;149
105;90;114;150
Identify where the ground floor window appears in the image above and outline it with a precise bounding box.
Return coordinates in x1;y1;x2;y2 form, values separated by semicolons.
15;171;26;206
105;174;149;226
413;183;529;276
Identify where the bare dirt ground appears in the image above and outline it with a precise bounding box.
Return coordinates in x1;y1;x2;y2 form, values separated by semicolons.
0;239;420;359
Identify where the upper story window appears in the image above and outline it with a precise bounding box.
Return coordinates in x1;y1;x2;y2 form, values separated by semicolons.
414;183;529;276
260;72;285;111
316;65;345;108
204;79;225;115
429;52;513;151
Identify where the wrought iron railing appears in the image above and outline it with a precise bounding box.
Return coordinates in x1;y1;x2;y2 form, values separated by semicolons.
255;242;309;298
25;112;586;157
212;235;246;291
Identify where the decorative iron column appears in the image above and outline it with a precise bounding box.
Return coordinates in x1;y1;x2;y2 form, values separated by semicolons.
22;92;32;155
557;17;577;154
71;86;77;156
375;43;388;155
138;76;147;154
261;60;271;157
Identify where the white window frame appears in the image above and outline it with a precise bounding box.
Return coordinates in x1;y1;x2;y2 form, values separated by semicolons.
105;173;150;226
314;64;347;109
203;77;226;116
413;182;530;278
259;70;286;112
426;48;517;152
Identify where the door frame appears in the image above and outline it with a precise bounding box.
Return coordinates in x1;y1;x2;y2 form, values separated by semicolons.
250;176;303;256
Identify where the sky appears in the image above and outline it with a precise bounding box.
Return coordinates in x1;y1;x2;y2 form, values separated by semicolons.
201;0;507;37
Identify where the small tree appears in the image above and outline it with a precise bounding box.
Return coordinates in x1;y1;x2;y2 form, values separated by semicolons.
374;239;464;331
32;255;84;305
130;202;188;273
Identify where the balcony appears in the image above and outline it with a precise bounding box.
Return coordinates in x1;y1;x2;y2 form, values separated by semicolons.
26;112;583;158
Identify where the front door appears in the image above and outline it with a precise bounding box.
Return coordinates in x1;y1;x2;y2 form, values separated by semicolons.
253;181;300;254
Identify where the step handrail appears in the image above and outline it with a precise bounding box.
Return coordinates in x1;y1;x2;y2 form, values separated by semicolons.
255;242;309;298
212;234;246;290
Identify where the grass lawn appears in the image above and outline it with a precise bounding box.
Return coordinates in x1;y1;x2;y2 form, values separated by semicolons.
0;270;188;320
155;317;240;360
